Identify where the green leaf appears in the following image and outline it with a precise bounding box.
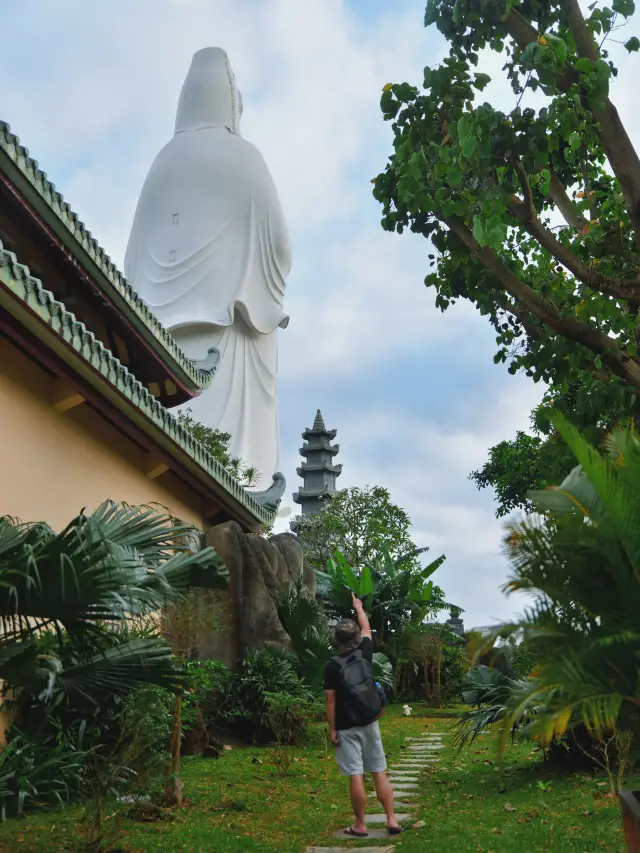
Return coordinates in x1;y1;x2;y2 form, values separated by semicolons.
359;565;374;597
568;131;581;150
460;135;477;158
473;73;491;91
473;216;488;247
625;36;640;51
332;549;359;590
613;0;635;15
447;164;463;185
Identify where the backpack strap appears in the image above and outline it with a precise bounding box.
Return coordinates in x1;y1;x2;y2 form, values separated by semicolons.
332;649;362;670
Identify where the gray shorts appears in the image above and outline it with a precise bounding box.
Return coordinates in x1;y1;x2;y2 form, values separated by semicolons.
335;720;387;776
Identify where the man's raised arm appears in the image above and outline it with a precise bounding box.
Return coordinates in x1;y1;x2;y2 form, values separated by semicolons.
352;592;372;640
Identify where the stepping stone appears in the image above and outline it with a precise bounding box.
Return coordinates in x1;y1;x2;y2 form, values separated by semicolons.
408;745;444;751
316;848;395;853
369;790;419;797
388;783;418;790
391;764;429;770
396;756;433;761
332;834;396;845
406;734;442;739
365;813;411;824
389;776;419;782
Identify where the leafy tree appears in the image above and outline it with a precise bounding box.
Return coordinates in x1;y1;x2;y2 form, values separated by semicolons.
295;486;419;571
476;412;640;754
470;429;577;516
176;407;260;486
374;0;640;509
368;546;448;646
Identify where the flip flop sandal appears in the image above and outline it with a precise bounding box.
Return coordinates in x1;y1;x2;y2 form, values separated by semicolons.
344;827;369;837
387;826;405;835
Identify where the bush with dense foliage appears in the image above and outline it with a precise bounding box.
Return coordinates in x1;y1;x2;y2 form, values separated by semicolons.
457;413;640;787
180;649;319;745
0;500;227;823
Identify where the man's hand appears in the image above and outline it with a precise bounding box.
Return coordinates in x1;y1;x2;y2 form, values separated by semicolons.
330;729;341;747
351;592;372;639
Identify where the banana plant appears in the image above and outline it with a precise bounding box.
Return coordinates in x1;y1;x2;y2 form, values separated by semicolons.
317;548;375;616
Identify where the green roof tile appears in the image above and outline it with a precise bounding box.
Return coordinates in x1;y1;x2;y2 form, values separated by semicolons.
0;120;214;394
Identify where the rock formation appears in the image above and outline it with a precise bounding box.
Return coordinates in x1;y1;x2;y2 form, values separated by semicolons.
204;521;315;661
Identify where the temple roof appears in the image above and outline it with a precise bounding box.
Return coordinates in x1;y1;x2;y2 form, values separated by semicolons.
301;409;337;441
0;121;214;402
0;240;275;528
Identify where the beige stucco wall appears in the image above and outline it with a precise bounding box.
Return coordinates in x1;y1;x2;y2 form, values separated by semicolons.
0;339;205;528
0;338;214;743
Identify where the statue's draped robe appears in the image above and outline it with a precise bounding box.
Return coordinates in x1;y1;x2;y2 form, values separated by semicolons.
124;47;291;482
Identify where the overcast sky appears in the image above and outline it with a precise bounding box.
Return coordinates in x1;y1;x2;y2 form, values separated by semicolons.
3;0;636;628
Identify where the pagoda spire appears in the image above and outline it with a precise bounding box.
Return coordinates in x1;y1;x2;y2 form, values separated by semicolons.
292;409;342;516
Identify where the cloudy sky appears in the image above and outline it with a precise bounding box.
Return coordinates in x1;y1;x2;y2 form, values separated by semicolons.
5;0;634;628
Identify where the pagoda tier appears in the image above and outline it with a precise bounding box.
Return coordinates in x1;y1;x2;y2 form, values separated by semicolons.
298;442;340;457
292;409;342;517
296;463;342;477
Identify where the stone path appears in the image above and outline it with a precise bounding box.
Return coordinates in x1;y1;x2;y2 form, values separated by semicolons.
306;727;447;851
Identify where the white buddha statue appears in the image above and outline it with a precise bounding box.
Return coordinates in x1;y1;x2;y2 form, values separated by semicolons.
125;47;291;486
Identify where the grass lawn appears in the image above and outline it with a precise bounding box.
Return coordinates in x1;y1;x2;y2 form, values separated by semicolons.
0;704;633;852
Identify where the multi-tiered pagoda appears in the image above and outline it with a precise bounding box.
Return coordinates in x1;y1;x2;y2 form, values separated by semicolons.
292;409;342;516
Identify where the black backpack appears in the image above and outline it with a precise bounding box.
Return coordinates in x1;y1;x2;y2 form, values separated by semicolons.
333;649;382;727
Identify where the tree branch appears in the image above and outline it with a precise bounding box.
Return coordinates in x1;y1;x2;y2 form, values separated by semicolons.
504;3;640;247
444;215;640;391
509;197;640;301
507;163;640;302
547;169;588;230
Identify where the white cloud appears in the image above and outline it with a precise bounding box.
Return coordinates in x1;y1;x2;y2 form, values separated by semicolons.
280;372;545;629
281;227;482;378
2;0;556;630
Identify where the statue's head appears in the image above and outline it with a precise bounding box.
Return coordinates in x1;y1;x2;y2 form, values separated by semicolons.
333;618;361;654
175;47;242;136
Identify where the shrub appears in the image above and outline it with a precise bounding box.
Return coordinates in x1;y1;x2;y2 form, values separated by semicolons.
265;693;313;746
181;650;313;744
117;686;172;799
0;724;87;820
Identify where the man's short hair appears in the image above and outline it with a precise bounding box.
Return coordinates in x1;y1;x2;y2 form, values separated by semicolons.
333;618;361;652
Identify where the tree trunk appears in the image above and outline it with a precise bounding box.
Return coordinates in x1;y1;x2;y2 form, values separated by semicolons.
164;693;184;807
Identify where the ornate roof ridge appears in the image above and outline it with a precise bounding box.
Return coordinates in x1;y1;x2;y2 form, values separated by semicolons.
0;120;213;393
0;240;274;527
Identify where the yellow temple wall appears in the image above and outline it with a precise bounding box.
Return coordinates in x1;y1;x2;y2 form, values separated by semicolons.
0;337;209;743
0;340;205;529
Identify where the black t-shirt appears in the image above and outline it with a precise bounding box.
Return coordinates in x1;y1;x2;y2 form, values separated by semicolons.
323;636;374;731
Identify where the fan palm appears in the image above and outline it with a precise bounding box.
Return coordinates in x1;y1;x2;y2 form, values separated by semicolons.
479;412;640;747
0;501;227;709
452;665;536;749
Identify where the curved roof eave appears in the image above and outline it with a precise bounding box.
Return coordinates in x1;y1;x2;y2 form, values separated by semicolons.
0;120;214;396
0;239;275;529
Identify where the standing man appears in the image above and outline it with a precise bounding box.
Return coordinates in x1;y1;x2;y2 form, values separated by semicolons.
324;593;403;838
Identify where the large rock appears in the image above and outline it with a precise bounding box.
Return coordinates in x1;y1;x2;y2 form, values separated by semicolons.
204;521;315;658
